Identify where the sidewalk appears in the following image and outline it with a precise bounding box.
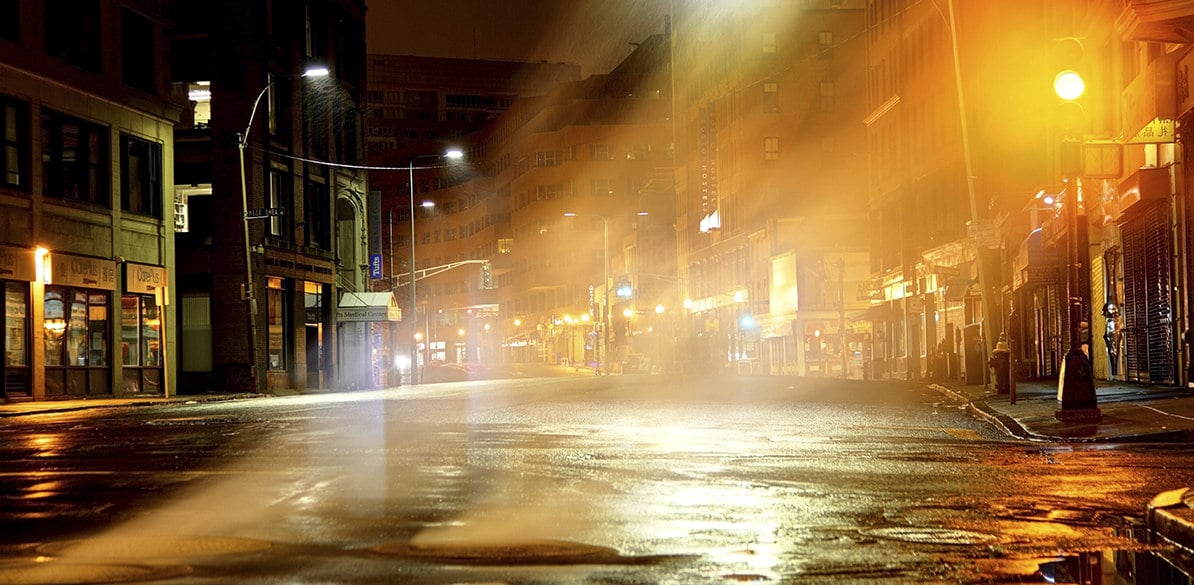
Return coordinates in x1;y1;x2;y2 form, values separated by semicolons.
930;378;1194;442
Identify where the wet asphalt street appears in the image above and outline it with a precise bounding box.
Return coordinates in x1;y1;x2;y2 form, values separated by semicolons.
3;375;1194;584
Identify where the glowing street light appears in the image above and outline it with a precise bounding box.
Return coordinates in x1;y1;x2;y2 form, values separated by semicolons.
406;148;464;385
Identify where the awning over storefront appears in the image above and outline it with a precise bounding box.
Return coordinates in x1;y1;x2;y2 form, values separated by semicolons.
336;292;401;322
1116;163;1174;214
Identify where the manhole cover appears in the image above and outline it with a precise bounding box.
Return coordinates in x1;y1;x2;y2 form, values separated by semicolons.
862;527;998;545
37;535;272;559
0;560;191;585
370;539;620;565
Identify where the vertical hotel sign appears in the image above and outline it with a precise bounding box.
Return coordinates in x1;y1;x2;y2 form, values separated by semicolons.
0;245;36;281
698;103;720;231
51;253;117;290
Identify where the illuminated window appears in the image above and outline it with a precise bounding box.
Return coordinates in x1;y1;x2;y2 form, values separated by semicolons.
187;82;212;128
4;283;27;367
267;277;288;370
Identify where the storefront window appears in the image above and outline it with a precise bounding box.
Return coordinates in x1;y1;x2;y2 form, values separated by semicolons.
88;293;108;366
4;283;26;366
121;295;139;365
44;287;66;366
267;277;287;370
142;299;160;366
67;290;87;366
46;286;109;370
121;294;161;366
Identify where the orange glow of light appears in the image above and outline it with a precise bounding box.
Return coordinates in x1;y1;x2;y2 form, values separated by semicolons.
35;247;50;283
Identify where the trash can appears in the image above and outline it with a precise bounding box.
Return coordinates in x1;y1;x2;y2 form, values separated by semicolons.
989;338;1010;394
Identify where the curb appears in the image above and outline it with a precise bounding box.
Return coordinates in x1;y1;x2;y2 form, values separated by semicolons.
928;383;1194;443
928;383;1035;441
1148;488;1194;562
0;393;260;418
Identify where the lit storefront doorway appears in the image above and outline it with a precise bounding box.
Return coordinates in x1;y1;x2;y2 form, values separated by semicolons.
121;262;167;395
45;253;116;398
1;245;35;402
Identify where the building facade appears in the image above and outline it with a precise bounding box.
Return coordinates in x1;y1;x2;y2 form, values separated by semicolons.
365;55;582;382
672;0;871;376
171;0;367;394
862;0;1194;394
0;0;178;402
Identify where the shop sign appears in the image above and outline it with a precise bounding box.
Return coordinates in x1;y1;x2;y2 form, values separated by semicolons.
125;263;167;295
0;245;36;281
52;253;116;290
1125;117;1176;144
1122;48;1180;143
336;305;402;322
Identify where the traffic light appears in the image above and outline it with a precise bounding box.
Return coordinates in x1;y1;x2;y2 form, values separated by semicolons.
1051;37;1087;133
479;261;494;289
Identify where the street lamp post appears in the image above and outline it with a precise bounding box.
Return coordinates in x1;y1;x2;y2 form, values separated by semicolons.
406;150;463;385
237;65;328;390
1051;65;1101;422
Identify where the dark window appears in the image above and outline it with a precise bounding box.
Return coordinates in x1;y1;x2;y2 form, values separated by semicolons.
120;134;162;218
121;8;155;93
1;0;19;42
305;180;330;249
44;0;101;72
268;168;291;239
2;97;29;191
41;110;109;205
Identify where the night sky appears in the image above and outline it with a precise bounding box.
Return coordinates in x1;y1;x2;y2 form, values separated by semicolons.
365;0;669;77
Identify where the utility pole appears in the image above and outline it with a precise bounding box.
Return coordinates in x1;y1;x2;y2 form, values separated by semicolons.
838;257;848;378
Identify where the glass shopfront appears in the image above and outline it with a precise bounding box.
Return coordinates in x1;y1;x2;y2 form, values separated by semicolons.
122;262;167;395
45;253;116;397
4;281;29;399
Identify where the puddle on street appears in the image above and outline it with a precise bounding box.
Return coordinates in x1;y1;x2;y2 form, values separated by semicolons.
978;524;1194;584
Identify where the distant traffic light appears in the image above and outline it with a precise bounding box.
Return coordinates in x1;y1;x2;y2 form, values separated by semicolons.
479;261;494;289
